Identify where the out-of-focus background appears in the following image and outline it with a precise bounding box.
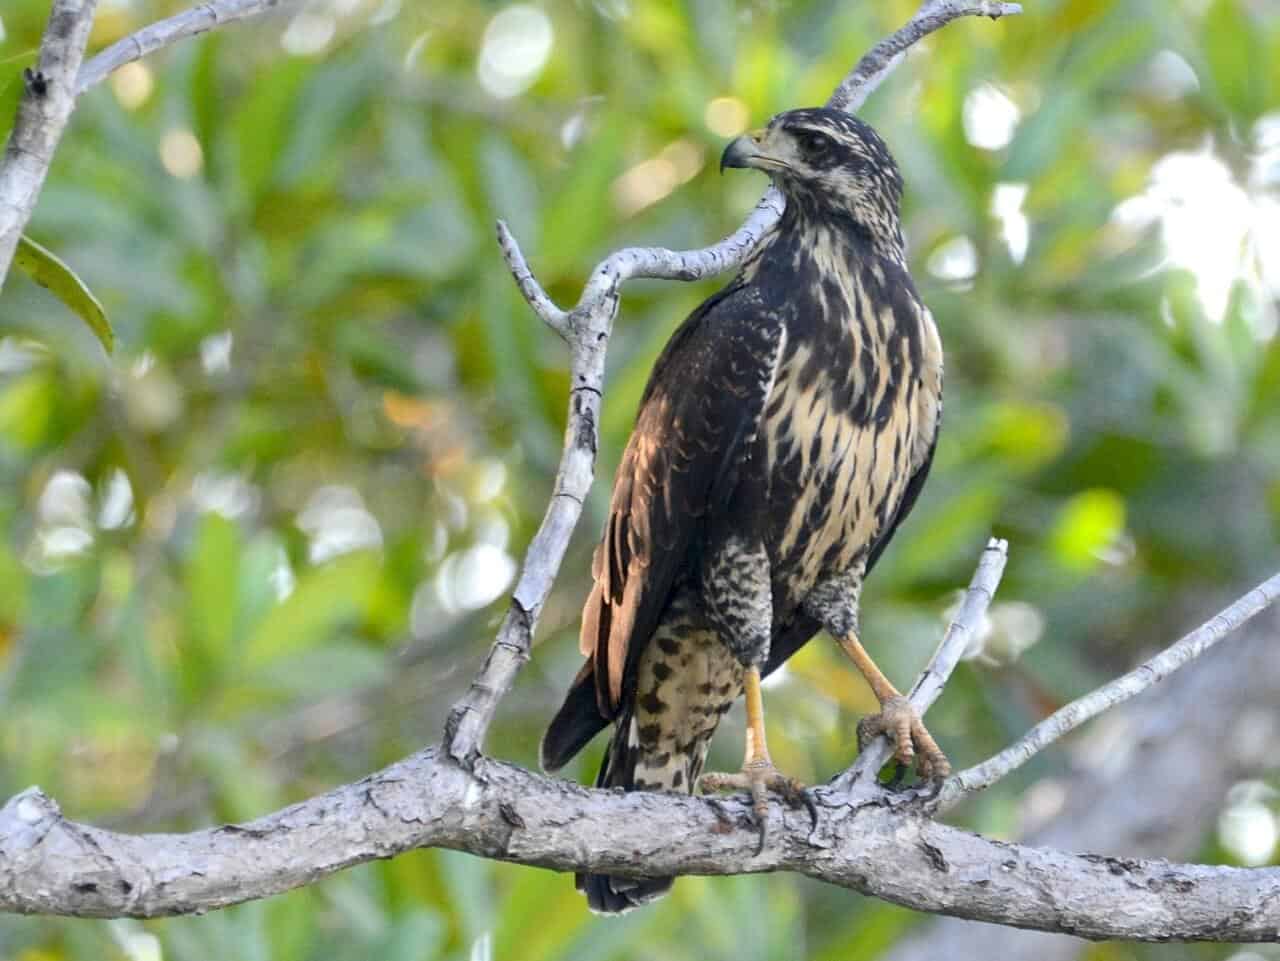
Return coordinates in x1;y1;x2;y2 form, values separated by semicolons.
1;0;1278;958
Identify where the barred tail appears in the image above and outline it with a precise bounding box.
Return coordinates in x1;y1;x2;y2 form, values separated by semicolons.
575;711;676;914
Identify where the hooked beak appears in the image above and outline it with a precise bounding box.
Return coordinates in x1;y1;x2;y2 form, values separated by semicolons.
719;129;787;174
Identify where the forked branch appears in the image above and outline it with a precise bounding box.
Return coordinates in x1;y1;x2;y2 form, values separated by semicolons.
0;0;98;285
940;569;1280;811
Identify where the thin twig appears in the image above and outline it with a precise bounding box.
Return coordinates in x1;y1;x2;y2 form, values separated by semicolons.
938;569;1280;811
495;220;569;337
833;537;1008;792
76;0;288;95
0;0;99;286
830;1;1023;113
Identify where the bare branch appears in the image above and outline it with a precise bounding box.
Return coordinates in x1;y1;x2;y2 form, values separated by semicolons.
445;0;1024;762
75;0;288;96
0;0;99;287
442;320;609;763
939;569;1280;811
830;1;1023;113
3;745;1279;941
885;609;1280;961
496;220;570;337
834;537;1008;792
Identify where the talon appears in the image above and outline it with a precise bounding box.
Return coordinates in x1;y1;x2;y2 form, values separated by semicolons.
859;695;950;781
698;759;808;855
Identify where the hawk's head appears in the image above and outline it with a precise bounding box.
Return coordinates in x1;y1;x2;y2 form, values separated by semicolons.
721;108;903;246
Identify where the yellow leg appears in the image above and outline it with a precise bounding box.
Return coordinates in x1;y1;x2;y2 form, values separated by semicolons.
838;631;951;779
836;632;901;703
742;665;771;766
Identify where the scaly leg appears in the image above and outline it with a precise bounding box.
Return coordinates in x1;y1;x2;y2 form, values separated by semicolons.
837;631;950;779
698;666;809;851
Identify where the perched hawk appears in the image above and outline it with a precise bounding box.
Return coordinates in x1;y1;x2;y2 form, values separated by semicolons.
541;108;946;913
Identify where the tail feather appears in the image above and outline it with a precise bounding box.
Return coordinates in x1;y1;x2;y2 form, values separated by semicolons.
575;711;679;915
541;662;610;772
577;871;672;915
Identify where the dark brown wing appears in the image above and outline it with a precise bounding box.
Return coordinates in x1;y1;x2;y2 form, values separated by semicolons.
582;282;785;716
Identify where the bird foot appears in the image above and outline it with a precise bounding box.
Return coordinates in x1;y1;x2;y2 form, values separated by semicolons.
857;695;951;780
698;759;812;854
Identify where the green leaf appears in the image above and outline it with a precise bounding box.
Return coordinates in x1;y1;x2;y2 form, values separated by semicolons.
0;369;56;450
1202;0;1266;121
1050;488;1127;572
242;550;379;667
180;512;243;701
230;56;311;205
12;234;114;352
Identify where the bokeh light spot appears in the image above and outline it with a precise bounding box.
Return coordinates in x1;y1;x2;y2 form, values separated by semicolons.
927;235;978;284
476;5;554;100
110;62;154;110
1112;145;1257;322
159;129;203;178
612;139;706;217
1218;782;1279;866
992;182;1029;264
704;96;750;138
963;83;1020;151
281;10;336;55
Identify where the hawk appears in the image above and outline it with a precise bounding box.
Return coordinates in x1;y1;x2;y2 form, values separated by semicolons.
541;107;946;913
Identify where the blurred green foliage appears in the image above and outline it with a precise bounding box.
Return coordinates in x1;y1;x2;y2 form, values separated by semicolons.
1;0;1278;958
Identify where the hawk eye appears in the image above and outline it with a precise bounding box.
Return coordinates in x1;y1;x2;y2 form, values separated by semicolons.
799;131;833;159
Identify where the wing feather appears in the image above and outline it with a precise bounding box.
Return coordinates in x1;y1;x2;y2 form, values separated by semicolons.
582;283;784;716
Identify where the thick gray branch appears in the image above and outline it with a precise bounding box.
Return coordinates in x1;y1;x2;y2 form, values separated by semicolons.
76;0;289;95
886;608;1280;961
0;0;98;287
2;748;1278;941
939;569;1280;810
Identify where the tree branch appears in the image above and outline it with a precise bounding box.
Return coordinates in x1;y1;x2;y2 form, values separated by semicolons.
938;569;1280;811
75;0;288;96
829;0;1022;113
0;0;98;287
3;743;1279;941
885;609;1280;961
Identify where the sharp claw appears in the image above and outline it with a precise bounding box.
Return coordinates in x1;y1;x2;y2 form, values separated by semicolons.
700;762;807;855
860;696;950;783
799;789;819;832
750;780;769;855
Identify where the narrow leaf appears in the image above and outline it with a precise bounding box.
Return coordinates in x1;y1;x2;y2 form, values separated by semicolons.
13;235;114;353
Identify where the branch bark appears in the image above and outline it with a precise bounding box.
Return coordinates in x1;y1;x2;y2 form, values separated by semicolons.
75;0;287;95
0;0;98;287
885;608;1280;961
3;743;1279;941
939;569;1280;810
